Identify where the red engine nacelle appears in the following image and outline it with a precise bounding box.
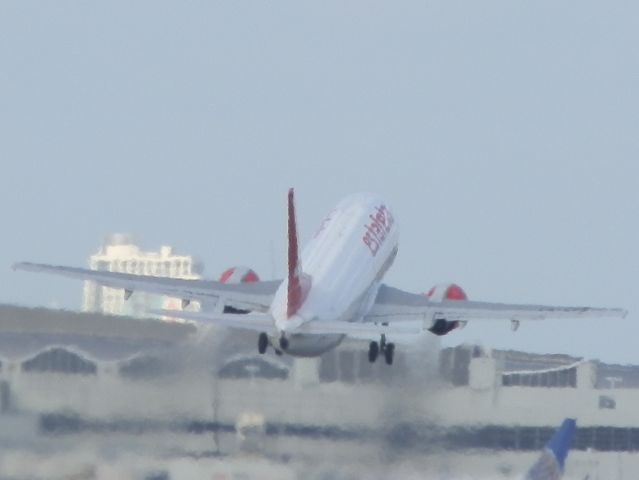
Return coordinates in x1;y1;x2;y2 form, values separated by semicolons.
219;266;260;314
424;283;468;336
425;283;468;302
219;266;260;284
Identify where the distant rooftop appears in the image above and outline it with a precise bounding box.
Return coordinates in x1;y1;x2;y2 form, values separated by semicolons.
441;344;639;390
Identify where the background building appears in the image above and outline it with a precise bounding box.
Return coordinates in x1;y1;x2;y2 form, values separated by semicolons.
82;234;203;318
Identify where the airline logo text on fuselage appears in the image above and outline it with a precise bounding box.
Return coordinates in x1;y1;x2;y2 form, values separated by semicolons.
363;205;395;256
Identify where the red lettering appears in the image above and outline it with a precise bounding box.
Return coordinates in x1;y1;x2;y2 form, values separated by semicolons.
362;204;394;256
363;232;379;256
369;222;384;241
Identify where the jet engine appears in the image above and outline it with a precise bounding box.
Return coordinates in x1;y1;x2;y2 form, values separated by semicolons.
220;266;260;314
424;283;467;336
220;266;260;284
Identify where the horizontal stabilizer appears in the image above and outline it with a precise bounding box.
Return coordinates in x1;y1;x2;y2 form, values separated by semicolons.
150;309;422;337
297;320;422;336
148;309;274;332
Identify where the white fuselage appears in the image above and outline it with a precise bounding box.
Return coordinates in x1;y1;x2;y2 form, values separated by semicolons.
269;193;399;357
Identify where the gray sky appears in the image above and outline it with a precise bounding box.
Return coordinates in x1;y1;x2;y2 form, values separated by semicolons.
1;1;637;363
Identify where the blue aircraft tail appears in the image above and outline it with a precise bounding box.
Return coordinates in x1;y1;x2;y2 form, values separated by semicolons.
525;418;577;480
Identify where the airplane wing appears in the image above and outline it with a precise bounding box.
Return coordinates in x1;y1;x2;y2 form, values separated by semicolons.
139;280;626;341
12;264;627;337
296;319;421;336
13;262;280;312
367;284;628;324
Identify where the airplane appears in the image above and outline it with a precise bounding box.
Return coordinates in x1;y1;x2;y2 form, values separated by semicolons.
13;189;627;365
525;418;577;480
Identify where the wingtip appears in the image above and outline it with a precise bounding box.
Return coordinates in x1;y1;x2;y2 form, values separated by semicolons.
12;261;38;272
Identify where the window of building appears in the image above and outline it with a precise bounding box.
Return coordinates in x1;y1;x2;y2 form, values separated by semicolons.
502;367;577;388
599;395;616;409
22;348;97;375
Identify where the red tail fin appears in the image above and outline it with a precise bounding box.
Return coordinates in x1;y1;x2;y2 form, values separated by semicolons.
287;188;309;318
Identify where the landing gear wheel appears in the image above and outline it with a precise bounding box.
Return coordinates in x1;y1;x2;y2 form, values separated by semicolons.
368;341;379;363
279;335;289;351
258;333;268;354
384;343;395;366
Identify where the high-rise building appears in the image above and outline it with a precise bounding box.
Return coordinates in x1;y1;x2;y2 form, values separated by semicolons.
82;234;202;318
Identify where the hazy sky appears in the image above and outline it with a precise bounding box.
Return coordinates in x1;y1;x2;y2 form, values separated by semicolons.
1;2;637;363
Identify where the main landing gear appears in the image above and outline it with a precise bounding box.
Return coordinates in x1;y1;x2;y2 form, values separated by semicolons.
368;334;395;365
258;332;268;354
279;333;289;351
257;332;287;355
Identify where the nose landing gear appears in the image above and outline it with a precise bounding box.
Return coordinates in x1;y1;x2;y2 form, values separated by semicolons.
368;334;395;365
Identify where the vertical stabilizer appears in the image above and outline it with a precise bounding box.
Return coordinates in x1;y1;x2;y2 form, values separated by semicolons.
547;418;577;470
286;188;310;318
525;418;577;479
